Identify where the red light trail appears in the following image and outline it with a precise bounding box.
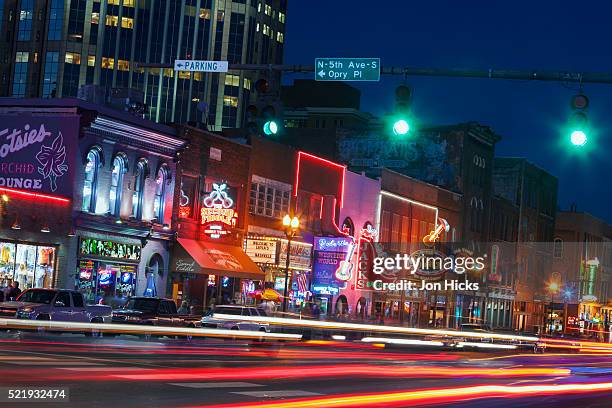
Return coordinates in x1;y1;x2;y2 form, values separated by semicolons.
195;381;612;408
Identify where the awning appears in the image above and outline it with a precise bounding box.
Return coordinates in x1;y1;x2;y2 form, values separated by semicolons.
174;238;264;280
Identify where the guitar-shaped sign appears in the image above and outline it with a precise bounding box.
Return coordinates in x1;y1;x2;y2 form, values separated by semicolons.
335;240;357;282
423;217;450;246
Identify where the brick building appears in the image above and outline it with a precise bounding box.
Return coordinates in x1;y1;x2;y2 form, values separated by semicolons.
493;158;558;333
0;98;184;306
553;209;612;337
169;125;261;311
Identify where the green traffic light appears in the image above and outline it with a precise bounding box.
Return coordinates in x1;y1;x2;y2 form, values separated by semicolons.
570;130;587;146
392;119;410;136
263;120;278;136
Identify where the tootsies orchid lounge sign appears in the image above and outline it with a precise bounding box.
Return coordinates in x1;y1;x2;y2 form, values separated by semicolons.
0;114;79;198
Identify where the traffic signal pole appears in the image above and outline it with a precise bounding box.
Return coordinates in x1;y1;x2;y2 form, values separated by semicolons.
137;62;612;85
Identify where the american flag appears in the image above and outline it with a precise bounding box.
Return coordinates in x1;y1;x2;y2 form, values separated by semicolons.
296;272;308;293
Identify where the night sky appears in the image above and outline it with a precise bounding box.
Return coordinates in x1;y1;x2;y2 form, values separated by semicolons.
283;1;612;223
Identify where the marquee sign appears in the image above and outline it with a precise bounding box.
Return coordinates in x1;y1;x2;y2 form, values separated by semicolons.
0;114;79;198
79;238;141;261
200;183;237;239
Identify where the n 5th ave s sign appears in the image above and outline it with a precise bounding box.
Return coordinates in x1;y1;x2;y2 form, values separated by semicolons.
315;58;380;81
174;60;228;72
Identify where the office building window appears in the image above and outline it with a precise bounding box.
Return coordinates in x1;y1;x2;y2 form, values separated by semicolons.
17;0;33;41
227;13;245;64
109;155;127;217
224;74;240;87
82;149;101;213
249;176;290;218
42;52;59;98
278;11;285;23
48;0;64;40
68;0;87;40
12;52;29;97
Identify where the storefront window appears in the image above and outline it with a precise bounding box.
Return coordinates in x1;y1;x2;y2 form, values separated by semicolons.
0;242;16;286
35;246;56;288
1;242;56;290
75;261;136;307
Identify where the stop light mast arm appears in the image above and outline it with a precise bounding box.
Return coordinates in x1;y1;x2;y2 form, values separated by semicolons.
137;62;612;85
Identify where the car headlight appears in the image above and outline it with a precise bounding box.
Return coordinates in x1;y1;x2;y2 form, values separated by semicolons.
17;310;35;319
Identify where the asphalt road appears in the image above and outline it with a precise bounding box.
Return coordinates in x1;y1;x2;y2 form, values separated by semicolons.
0;331;611;408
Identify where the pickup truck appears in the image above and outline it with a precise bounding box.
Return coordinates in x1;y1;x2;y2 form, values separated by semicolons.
0;288;112;323
111;296;201;328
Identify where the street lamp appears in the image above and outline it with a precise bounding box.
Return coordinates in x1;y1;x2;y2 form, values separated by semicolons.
547;281;560;335
282;214;300;312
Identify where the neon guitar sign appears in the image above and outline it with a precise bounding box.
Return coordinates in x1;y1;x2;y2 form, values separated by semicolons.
335;225;378;282
423;217;450;246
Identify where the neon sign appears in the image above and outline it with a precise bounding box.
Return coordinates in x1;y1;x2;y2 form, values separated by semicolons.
423;217;450;246
200;183;237;239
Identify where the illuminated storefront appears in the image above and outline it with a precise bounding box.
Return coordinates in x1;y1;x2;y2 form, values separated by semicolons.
0;240;57;290
244;235;312;309
75;237;140;306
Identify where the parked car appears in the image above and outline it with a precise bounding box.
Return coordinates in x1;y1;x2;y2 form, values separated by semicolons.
0;288;112;323
201;305;269;332
111;297;201;328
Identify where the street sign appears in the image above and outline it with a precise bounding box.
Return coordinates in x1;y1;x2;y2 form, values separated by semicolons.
315;58;380;81
174;60;228;72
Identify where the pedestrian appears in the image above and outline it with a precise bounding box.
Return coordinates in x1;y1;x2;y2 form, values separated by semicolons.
8;281;21;301
177;300;189;314
312;303;321;319
2;281;12;301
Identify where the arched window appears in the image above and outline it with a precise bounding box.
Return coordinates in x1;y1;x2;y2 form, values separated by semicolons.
341;217;355;236
153;165;169;223
82;149;100;212
109;155;127;216
132;159;147;220
148;254;165;277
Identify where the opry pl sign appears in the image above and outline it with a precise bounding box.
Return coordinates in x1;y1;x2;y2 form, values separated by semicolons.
0;114;79;198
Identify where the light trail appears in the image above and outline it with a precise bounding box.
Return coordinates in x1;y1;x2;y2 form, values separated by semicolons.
457;342;517;350
0;318;302;341
37;364;569;382
362;337;445;347
195;381;612;408
210;313;540;342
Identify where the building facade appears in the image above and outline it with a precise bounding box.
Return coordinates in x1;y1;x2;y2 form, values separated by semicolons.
169;124;262;312
0;0;286;127
493;157;558;333
0;98;184;306
553;209;612;338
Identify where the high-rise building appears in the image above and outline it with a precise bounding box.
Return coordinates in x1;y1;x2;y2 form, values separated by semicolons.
0;0;286;128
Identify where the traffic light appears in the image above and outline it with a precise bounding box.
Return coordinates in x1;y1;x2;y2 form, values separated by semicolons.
244;78;283;137
568;94;589;147
391;85;412;137
392;119;410;136
263;120;278;135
